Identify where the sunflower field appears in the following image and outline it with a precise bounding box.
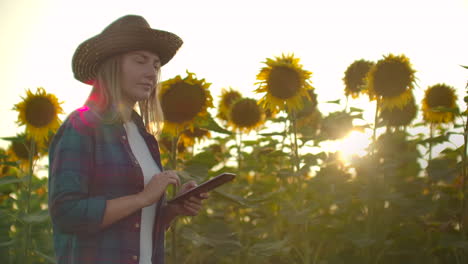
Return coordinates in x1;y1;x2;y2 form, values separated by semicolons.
1;55;468;264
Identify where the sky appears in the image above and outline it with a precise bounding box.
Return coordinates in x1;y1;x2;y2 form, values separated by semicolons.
1;0;467;159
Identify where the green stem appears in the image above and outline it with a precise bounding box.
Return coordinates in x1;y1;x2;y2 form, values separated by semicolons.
461;112;468;236
371;98;380;155
170;132;179;264
237;130;242;171
24;139;35;264
429;123;434;162
291;111;300;173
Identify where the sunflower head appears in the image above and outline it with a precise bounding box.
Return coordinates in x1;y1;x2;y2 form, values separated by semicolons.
343;59;375;98
180;127;211;146
6;134;39;164
13;87;64;145
296;90;318;119
380;92;418;127
160;71;213;135
367;54;416;104
217;88;242;122
320;111;353;140
297;109;322;137
422;83;458;124
255;53;313;113
159;133;187;155
228;98;265;133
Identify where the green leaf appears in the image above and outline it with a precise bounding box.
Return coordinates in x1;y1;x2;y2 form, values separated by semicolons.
461;65;468;69
417;134;450;146
248;239;290;257
0;240;15;247
0;161;20;167
432;106;460;115
33;249;58;264
22;210;50;224
325;99;341;105
259;132;286;137
349;107;364;113
0;176;24;186
195;115;232;135
0;136;25;143
180;227;242;248
213;191;249;207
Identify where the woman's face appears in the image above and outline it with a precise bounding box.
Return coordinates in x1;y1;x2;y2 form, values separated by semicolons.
120;50;160;105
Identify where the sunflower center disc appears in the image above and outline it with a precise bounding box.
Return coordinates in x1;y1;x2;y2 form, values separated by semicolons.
231;100;261;127
427;86;454;108
267;66;301;99
161;82;206;123
25;97;56;127
373;62;411;98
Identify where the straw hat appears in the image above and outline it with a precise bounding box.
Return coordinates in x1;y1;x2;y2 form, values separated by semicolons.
72;15;183;85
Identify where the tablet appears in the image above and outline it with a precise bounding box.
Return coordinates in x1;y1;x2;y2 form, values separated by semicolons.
167;173;236;204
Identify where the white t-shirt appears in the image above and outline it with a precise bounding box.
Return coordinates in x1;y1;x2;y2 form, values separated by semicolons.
124;121;161;264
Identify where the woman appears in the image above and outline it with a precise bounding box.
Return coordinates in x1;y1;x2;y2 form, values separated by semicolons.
48;15;207;264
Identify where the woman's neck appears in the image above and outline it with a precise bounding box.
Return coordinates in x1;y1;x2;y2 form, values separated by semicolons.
119;100;135;122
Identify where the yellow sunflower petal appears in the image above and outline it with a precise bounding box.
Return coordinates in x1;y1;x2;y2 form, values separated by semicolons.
255;53;314;113
13;87;64;146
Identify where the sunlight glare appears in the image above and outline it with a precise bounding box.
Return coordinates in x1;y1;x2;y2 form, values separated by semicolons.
321;130;372;164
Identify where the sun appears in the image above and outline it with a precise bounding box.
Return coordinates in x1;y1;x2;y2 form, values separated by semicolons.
320;130;372;164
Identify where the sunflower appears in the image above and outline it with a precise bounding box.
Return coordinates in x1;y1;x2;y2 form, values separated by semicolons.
159;132;187;155
367;54;416;109
217;88;242;122
228;98;264;133
255;53;313;113
6;134;39;163
297;109;322;137
320;111;353;140
180;127;211;146
343;59;374;98
13;87;64;146
160;71;213;135
422;83;458;124
380;92;418;127
296;90;320;132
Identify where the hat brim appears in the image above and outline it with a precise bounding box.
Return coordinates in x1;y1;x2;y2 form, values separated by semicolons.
72;28;183;84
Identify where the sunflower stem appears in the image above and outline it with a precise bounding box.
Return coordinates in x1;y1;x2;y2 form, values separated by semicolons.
170;132;179;264
429;123;434;162
237;130;243;171
24;138;35;264
461;105;468;236
291;111;300;173
371;98;380;155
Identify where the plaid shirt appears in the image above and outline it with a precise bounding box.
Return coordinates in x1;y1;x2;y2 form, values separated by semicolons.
48;106;167;264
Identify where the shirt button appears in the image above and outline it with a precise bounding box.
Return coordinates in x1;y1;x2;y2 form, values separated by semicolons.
135;223;140;228
133;255;138;261
122;135;127;140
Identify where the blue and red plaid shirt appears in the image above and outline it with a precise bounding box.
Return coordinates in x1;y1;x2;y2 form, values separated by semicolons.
48;105;167;264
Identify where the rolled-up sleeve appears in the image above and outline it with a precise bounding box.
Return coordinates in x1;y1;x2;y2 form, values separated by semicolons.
48;111;107;235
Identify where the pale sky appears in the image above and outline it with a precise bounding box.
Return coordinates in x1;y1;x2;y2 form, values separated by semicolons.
1;0;467;157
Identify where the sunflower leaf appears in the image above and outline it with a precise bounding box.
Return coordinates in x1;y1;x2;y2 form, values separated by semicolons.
417;134;450;146
195;115;232;135
325;99;341;105
432;106;460;115
1;136;25;143
21;210;50;223
213;191;249;207
0;176;25;186
349;107;364;113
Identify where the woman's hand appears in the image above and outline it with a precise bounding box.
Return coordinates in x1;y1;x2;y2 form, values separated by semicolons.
138;170;180;207
168;180;209;216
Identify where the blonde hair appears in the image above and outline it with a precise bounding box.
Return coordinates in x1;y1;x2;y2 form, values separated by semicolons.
85;54;164;136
